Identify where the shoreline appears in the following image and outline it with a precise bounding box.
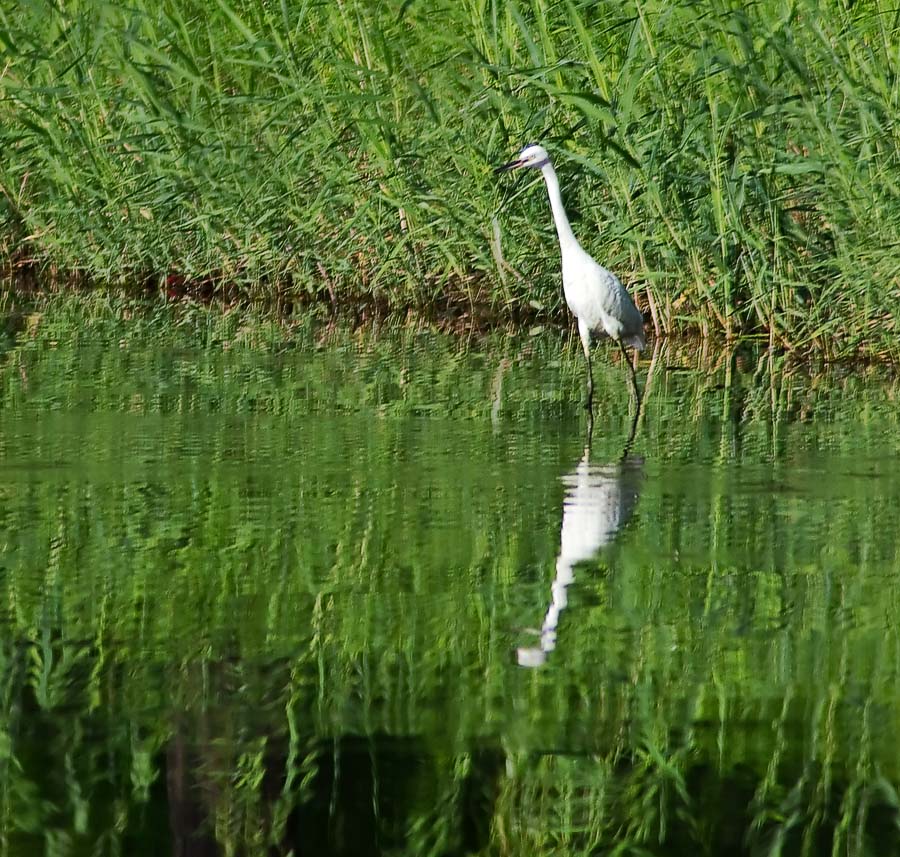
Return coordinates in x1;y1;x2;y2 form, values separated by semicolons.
2;289;897;374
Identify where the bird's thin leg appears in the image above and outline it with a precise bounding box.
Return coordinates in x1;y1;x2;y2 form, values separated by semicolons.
578;319;593;411
621;402;639;459
618;340;641;411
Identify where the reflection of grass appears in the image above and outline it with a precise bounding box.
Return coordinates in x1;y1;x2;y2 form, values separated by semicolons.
3;2;900;355
1;312;900;852
495;737;900;855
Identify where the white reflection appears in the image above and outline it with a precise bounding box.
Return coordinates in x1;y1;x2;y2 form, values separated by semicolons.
518;420;643;668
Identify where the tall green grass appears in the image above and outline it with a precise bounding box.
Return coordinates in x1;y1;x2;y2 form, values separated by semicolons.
2;0;900;355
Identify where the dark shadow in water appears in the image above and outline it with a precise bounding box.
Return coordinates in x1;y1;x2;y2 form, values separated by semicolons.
166;731;220;857
157;724;900;856
162;727;504;857
517;407;644;668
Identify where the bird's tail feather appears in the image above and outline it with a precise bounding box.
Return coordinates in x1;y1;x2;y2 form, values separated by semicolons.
624;331;646;351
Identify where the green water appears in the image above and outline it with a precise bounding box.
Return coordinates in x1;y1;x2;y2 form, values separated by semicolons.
2;317;900;856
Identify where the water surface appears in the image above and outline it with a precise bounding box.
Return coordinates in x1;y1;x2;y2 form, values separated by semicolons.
1;321;899;856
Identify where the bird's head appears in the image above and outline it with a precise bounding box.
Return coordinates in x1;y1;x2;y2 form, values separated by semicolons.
494;143;550;174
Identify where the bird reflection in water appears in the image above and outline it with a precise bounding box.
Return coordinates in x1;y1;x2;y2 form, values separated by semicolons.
517;411;643;668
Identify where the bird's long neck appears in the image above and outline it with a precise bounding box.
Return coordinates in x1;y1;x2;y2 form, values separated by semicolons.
541;162;578;250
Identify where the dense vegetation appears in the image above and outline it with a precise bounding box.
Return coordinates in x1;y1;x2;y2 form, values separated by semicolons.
2;0;900;353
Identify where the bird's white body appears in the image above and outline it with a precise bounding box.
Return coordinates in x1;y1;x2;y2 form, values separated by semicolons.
496;144;645;406
564;244;645;349
539;156;645;352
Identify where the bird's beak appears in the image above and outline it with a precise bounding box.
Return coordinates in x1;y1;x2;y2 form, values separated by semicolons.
494;158;523;174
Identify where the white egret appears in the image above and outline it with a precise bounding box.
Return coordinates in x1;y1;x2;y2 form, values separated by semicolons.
495;144;645;409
